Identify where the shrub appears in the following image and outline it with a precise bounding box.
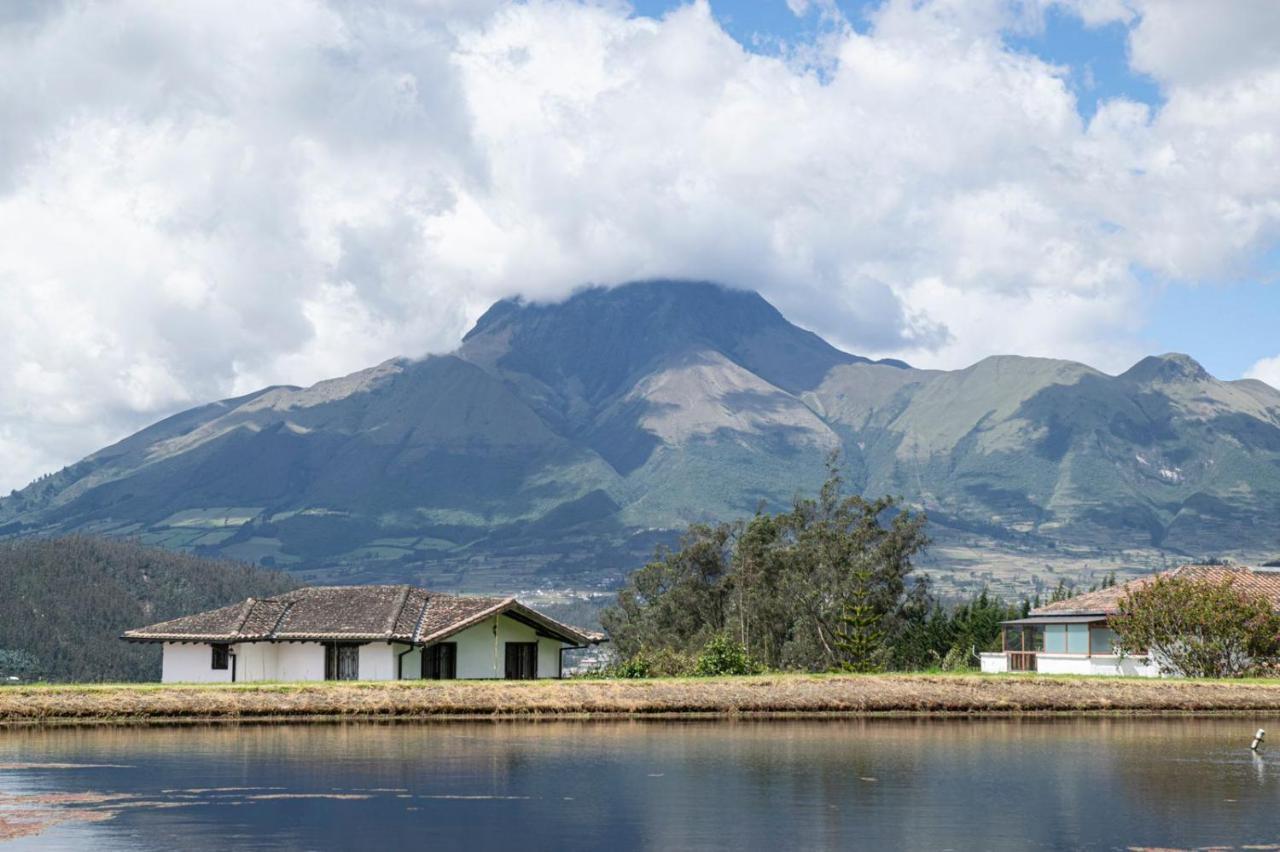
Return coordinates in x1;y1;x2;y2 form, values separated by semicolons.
693;635;765;677
613;656;652;679
940;644;975;672
1110;573;1280;678
608;647;695;678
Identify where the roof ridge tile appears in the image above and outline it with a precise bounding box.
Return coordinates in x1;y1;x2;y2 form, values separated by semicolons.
383;585;412;636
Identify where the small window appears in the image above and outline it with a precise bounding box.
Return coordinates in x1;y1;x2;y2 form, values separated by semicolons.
1090;627;1118;655
211;644;230;670
325;643;361;681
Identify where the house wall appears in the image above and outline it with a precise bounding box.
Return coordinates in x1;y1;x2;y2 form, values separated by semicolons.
979;653;1007;673
234;643;278;682
157;615;571;683
447;615;565;679
991;652;1161;677
1083;655;1161;677
161;643;233;684
1035;653;1095;675
274;643;326;682
399;646;422;679
357;643;404;681
538;636;562;678
981;651;1160;677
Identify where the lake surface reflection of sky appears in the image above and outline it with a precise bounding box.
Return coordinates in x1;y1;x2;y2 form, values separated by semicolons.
3;717;1280;850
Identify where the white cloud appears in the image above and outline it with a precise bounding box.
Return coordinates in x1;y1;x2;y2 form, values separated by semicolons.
1126;0;1280;89
1;0;1279;492
1246;356;1280;392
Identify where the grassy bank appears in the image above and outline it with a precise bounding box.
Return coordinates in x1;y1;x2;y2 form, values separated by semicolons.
8;673;1280;723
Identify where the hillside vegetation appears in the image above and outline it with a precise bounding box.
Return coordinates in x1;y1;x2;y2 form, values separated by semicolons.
0;536;297;682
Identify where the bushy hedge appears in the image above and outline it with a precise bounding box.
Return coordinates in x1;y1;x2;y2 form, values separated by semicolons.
693;635;765;676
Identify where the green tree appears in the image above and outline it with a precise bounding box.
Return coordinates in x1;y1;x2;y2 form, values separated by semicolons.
1109;574;1280;677
602;454;930;673
768;455;929;670
890;579;954;670
601;522;735;660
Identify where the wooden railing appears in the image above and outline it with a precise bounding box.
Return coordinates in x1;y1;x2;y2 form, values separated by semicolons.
1008;651;1037;672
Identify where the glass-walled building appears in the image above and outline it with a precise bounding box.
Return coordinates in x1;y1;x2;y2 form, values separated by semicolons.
979;564;1280;677
989;613;1147;675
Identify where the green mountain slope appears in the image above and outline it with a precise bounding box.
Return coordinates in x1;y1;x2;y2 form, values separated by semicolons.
3;280;1280;590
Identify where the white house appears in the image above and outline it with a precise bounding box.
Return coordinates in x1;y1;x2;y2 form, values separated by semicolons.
980;564;1280;677
122;585;603;683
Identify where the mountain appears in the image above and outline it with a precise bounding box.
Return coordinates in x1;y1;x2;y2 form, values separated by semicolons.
0;536;297;682
3;280;1280;594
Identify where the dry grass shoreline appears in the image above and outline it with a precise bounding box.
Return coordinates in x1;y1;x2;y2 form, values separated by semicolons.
8;673;1280;724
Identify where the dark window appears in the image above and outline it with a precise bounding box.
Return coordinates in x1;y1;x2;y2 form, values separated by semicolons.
211;644;229;670
325;643;361;681
422;643;457;680
504;642;538;680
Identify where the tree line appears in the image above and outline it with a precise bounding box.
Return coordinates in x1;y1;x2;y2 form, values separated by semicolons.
0;535;296;682
601;458;1052;675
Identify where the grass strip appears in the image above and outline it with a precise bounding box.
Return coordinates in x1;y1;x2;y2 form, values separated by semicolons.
8;673;1280;724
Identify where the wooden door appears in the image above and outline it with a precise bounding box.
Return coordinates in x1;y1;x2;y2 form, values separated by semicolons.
504;642;537;679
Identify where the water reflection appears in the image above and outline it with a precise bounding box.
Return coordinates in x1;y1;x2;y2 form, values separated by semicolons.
3;718;1280;850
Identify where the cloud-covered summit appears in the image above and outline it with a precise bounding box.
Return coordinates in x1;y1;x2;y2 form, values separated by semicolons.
2;0;1280;493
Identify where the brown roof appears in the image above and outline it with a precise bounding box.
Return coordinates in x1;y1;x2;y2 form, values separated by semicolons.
1031;565;1280;616
122;585;601;646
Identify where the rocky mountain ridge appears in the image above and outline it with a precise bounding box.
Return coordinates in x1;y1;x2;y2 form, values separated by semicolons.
4;280;1279;592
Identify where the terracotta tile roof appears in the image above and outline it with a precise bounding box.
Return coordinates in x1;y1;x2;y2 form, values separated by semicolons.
1031;565;1280;616
418;593;509;641
121;585;599;645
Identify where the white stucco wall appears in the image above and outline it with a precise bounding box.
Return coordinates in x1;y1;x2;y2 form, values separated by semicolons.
983;652;1162;677
538;636;562;679
446;615;566;679
161;643;233;684
274;643;326;682
157;614;572;682
979;653;1008;673
233;643;278;682
357;643;404;681
399;646;422;679
1034;653;1089;675
1085;655;1161;677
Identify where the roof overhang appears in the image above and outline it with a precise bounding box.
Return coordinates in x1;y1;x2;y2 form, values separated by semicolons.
1001;614;1109;625
121;588;608;647
419;599;604;647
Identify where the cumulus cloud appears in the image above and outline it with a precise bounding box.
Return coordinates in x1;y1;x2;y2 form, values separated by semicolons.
1246;356;1280;392
1;0;1280;491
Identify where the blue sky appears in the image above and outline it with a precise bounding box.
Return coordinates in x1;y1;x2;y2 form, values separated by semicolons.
632;0;1164;114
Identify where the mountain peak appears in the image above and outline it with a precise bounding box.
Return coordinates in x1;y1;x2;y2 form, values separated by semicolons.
464;280;774;343
459;280;894;400
1121;353;1211;384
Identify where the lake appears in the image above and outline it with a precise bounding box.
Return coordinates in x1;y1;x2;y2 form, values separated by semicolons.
3;717;1280;850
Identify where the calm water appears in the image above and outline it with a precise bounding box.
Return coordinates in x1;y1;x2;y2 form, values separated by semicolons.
3;717;1280;850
